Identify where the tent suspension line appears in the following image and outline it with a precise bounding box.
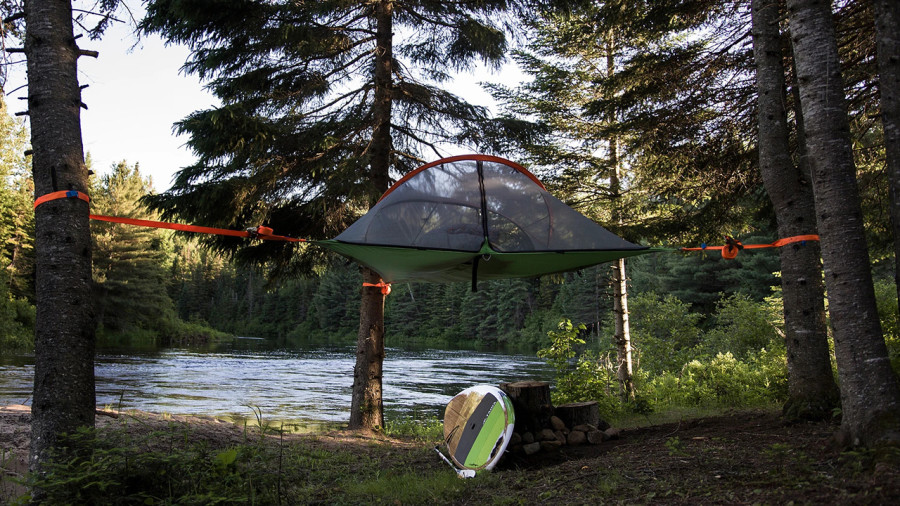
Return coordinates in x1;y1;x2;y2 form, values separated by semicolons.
680;235;820;259
33;191;821;270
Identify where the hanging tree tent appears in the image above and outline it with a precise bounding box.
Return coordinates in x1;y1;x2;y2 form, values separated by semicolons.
316;154;659;285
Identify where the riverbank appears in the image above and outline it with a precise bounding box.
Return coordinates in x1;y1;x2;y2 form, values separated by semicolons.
2;405;898;504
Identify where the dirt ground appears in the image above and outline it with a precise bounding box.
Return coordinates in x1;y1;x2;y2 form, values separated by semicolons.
2;404;899;504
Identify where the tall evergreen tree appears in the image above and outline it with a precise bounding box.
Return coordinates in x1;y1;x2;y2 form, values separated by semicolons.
489;0;761;399
0;96;34;300
91;161;178;334
786;0;900;446
750;0;838;421
21;0;96;478
141;0;556;428
872;0;900;303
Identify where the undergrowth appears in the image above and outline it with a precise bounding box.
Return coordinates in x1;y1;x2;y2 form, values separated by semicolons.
17;419;453;505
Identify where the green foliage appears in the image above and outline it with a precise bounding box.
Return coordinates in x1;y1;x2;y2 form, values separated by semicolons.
873;279;900;374
383;415;443;441
140;0;521;275
538;319;586;370
647;350;788;410
629;292;703;374
0;96;34;302
92;162;180;334
22;420;470;505
537;319;621;415
702;293;783;359
0;278;34;352
538;291;790;417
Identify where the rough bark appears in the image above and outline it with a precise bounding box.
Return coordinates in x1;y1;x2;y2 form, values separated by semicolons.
348;0;392;430
554;401;604;430
750;0;839;421
786;0;900;446
348;267;386;429
500;381;553;434
873;0;900;306
24;0;96;474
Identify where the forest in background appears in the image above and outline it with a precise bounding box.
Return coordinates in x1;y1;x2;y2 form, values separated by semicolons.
2;86;899;415
1;0;898;425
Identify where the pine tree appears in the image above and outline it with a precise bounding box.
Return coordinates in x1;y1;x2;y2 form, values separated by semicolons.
91;161;179;334
0;96;34;301
786;0;900;446
141;0;563;428
489;0;761;399
750;0;838;421
20;0;99;479
872;0;900;303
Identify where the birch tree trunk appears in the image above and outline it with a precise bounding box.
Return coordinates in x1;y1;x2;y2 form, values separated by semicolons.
873;0;900;306
349;0;392;430
606;34;634;402
750;0;838;421
786;0;900;446
24;0;96;474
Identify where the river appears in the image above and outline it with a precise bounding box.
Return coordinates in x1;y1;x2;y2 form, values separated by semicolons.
0;339;552;428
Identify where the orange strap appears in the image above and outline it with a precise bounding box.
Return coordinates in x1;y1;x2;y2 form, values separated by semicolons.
363;281;392;295
33;190;90;208
88;214;304;242
681;235;819;259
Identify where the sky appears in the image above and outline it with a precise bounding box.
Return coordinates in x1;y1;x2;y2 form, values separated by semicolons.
4;17;520;192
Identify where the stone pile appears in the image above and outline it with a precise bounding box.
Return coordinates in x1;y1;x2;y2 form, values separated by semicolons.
499;381;622;456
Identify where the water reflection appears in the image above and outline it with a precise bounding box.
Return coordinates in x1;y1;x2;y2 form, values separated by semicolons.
0;341;552;426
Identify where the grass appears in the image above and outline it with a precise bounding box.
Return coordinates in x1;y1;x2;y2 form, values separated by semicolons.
6;407;900;505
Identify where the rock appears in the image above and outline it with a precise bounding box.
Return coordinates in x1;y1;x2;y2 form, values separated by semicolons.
539;428;557;441
550;416;567;431
567;430;587;446
554;430;567;444
522;431;535;444
540;440;563;452
573;424;596;433
586;429;606;445
523;442;542;455
604;427;622;440
510;432;522;446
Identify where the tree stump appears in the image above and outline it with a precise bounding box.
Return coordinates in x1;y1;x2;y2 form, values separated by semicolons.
500;381;553;433
555;401;607;431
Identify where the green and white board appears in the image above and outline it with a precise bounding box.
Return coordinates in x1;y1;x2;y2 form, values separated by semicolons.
442;385;515;472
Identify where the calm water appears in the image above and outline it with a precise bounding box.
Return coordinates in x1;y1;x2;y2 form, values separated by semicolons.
0;339;552;427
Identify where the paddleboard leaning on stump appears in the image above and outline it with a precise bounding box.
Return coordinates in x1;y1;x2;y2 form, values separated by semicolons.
438;385;515;476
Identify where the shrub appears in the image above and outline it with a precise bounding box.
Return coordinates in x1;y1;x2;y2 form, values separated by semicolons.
874;279;900;374
0;293;34;352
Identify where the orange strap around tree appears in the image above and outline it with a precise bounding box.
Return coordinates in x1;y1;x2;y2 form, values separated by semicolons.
363;281;392;295
34;189;304;242
33;190;91;208
681;234;820;259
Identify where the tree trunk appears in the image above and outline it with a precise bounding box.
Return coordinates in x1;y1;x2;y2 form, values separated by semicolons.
499;381;553;434
349;0;393;430
24;0;96;475
786;0;900;446
348;267;386;429
611;257;634;401
606;34;634;402
555;401;605;430
873;0;900;306
750;0;839;421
